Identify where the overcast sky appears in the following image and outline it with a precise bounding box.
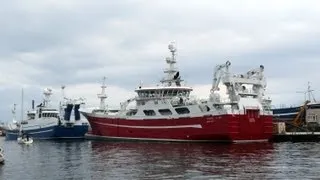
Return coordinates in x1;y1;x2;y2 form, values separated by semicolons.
1;0;320;122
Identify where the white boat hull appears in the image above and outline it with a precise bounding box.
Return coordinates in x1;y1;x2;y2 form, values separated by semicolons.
0;153;4;164
17;137;33;145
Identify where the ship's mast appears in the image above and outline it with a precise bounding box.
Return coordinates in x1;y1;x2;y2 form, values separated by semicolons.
160;42;182;87
21;88;24;121
61;85;66;100
12;103;17;123
97;76;107;110
307;81;316;102
297;81;316;102
60;85;66;116
43;88;53;107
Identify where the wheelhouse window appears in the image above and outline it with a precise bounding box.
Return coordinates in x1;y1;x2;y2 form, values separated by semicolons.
93;109;105;113
175;107;190;114
143;110;156;116
149;91;155;97
27;113;36;120
158;109;172;115
126;109;137;116
42;113;58;118
172;90;178;96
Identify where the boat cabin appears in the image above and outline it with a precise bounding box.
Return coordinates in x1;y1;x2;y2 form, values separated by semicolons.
37;108;59;118
26;111;36;120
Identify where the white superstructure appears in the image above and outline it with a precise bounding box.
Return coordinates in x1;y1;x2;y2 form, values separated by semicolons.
207;61;272;115
90;43;272;120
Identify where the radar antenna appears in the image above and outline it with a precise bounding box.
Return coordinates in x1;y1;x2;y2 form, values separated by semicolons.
43;88;53;107
160;42;183;86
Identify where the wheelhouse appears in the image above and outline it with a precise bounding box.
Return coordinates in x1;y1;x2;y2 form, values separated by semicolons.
135;87;192;100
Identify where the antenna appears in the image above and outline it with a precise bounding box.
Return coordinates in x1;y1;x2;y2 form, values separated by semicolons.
139;80;143;89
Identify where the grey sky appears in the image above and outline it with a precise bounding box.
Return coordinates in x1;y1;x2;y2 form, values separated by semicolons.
1;0;320;121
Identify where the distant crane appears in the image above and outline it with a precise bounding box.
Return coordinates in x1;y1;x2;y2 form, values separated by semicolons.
293;100;310;128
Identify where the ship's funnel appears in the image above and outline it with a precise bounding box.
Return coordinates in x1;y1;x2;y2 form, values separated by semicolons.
32;100;35;110
64;104;73;121
74;104;81;121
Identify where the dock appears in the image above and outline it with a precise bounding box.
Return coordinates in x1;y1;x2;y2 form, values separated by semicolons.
271;132;320;142
271;122;320;142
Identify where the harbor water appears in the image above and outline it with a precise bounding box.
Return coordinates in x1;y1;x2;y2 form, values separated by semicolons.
0;138;320;180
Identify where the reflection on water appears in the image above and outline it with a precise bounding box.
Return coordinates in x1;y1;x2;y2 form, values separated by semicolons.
89;142;275;179
0;138;320;180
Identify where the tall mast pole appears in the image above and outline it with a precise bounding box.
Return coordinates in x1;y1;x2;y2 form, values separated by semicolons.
97;77;107;110
21;88;24;121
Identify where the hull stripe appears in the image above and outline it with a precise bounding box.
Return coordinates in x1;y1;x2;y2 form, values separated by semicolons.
85;134;227;142
273;112;298;116
85;134;269;143
94;122;202;129
6;129;54;135
28;129;54;135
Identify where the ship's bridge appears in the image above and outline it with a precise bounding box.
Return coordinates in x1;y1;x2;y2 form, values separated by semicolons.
27;110;36;120
37;108;59;118
135;86;193;100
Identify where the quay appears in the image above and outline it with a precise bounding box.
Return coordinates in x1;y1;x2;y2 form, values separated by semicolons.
271;132;320;142
271;122;320;142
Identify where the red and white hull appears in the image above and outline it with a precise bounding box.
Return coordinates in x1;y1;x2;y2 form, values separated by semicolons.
82;113;273;143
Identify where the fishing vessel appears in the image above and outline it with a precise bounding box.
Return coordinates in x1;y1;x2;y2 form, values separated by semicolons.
273;82;317;121
81;42;273;143
6;88;89;140
273;82;320;131
54;86;89;138
5;88;59;140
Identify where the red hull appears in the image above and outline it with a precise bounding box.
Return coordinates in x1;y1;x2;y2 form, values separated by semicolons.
84;113;273;143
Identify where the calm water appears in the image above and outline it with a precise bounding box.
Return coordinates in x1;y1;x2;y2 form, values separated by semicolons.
0;138;320;180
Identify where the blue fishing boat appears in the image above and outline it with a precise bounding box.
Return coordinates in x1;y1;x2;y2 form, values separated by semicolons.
6;87;89;140
273;106;301;121
272;82;320;131
272;82;317;122
53;86;89;139
6;88;59;140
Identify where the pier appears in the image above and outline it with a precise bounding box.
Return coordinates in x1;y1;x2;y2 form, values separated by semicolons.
271;122;320;142
271;132;320;142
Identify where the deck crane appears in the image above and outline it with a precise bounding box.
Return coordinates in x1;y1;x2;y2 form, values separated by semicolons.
210;61;231;93
293;100;310;128
209;61;268;109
